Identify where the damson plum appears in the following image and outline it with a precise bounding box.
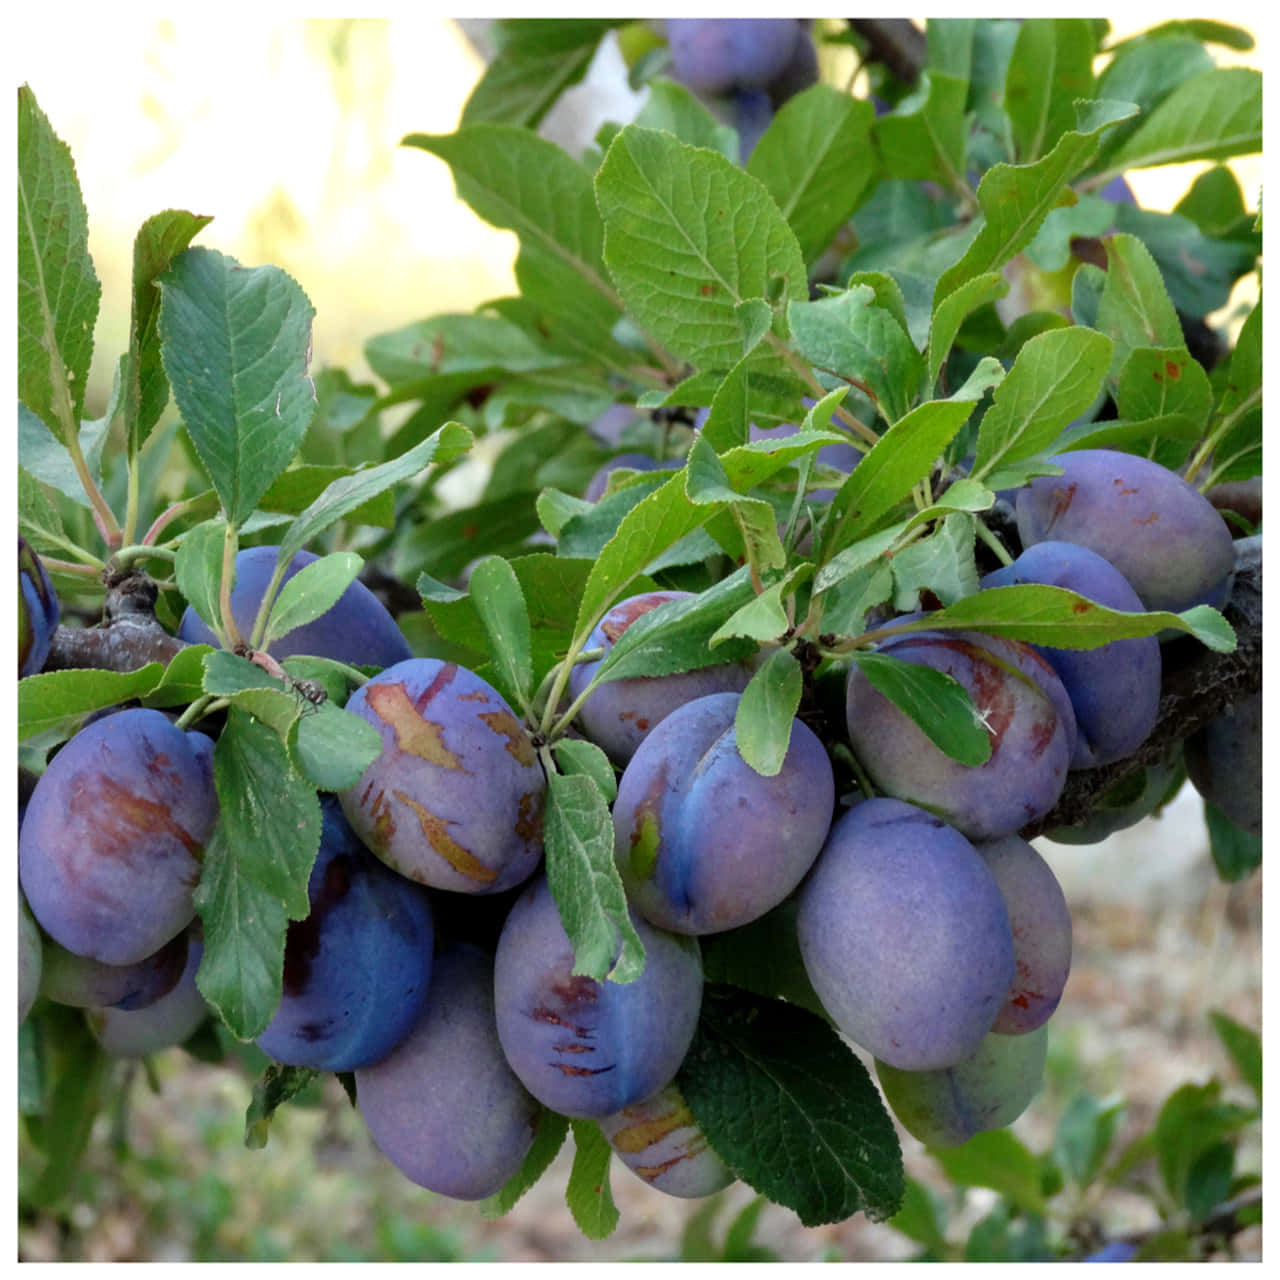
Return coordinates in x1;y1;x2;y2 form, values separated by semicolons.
256;796;434;1072
88;936;210;1057
339;659;545;894
875;1024;1049;1148
1015;450;1236;614
612;692;834;935
356;944;540;1201
667;19;807;96
975;836;1072;1035
982;542;1161;768
845;629;1076;840
1184;692;1262;836
568;592;754;765
19;709;218;965
178;545;412;669
18;536;59;678
599;1083;735;1199
797;799;1015;1072
39;931;188;1012
494;876;703;1118
20;895;42;1026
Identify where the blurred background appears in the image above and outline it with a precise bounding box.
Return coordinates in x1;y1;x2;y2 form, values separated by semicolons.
15;14;1262;1263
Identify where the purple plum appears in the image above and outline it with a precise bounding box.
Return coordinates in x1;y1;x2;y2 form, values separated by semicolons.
88;935;210;1057
39;930;189;1012
1184;691;1261;836
19;536;60;678
667;19;807;96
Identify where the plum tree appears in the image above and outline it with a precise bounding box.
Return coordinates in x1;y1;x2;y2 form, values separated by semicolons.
1184;692;1262;836
976;835;1072;1035
612;691;834;934
339;658;545;894
493;876;703;1118
845;629;1077;840
1015;450;1237;614
355;943;541;1201
18;536;59;677
39;930;188;1012
255;796;435;1072
598;1082;735;1199
982;541;1161;768
19;709;218;965
87;935;210;1057
178;545;412;669
797;798;1015;1071
874;1024;1049;1148
568;592;754;765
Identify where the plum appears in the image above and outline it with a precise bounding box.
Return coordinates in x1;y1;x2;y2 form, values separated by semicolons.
494;876;703;1118
88;935;210;1057
982;541;1161;767
588;403;642;447
584;453;680;503
1184;691;1262;836
797;798;1015;1071
19;709;218;965
733;88;774;164
178;544;412;669
19;895;42;1026
339;659;545;894
612;692;834;935
599;1082;735;1199
39;930;188;1011
667;19;807;96
256;796;435;1072
568;591;754;765
1084;1242;1140;1262
875;1024;1049;1148
18;536;60;678
976;835;1072;1035
356;943;540;1201
1015;450;1236;614
845;628;1076;840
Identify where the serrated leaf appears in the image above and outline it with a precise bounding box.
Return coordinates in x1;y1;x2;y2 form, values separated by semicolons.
735;648;803;778
875;71;969;190
17;466;72;560
890;513;981;611
851;650;992;765
157;247;315;527
1116;347;1212;432
124;210;213;452
290;703;383;791
202;649;302;739
551;739;617;806
175;520;232;639
1004;20;1098;163
142;644;215;708
747;86;877;263
258;465;395;529
566;1120;619;1240
927;272;1009;389
971;327;1112;480
1094;234;1183;380
929;1129;1048;1216
262;552;363;651
481;1109;571;1219
596;126;807;372
365;312;567;385
193;708;322;1040
18;665;165;742
544;771;645;985
17;85;101;439
679;986;905;1226
18;401;106;510
468;556;533;710
710;568;809;647
634;77;737;158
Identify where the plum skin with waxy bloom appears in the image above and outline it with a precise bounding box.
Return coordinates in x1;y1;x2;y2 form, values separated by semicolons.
339;658;545;895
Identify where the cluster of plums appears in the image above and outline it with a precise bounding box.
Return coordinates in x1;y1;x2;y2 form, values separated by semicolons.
16;433;1252;1204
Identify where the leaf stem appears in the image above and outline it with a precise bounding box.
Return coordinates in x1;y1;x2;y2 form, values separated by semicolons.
219;524;244;649
175;694;227;732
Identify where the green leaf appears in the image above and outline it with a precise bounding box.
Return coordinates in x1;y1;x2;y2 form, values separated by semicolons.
193;708;322;1040
543;771;645;985
1175;165;1247;239
262;551;363;651
18;401;107;510
18;466;72;561
461;18;618;129
710;568;809;647
1185;1142;1235;1221
123;209;213;452
788;286;923;425
1208;1011;1261;1102
1133;19;1254;49
1204;799;1262;883
850;650;991;766
279;422;472;565
174;520;232;640
679;985;905;1227
17;85;101;438
633;77;737;158
929;1129;1048;1216
364;312;567;386
202;650;302;740
290;703;383;791
917;583;1236;652
1101;67;1261;174
18;665;165;742
1116;347;1212;433
157;247;316;528
480;1109;571;1219
971;327;1113;479
890;513;981;610
551;739;617;806
468;556;534;711
596;126;807;372
566;1120;619;1240
746;86;877;264
244;1064;320;1150
734;648;803;778
875;72;969;190
1053;1093;1126;1190
1004;20;1098;163
258;465;395;530
889;1177;950;1254
927;272;1009;389
143;644;215;708
936;98;1137;300
1095;234;1183;379
1151;1080;1257;1207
